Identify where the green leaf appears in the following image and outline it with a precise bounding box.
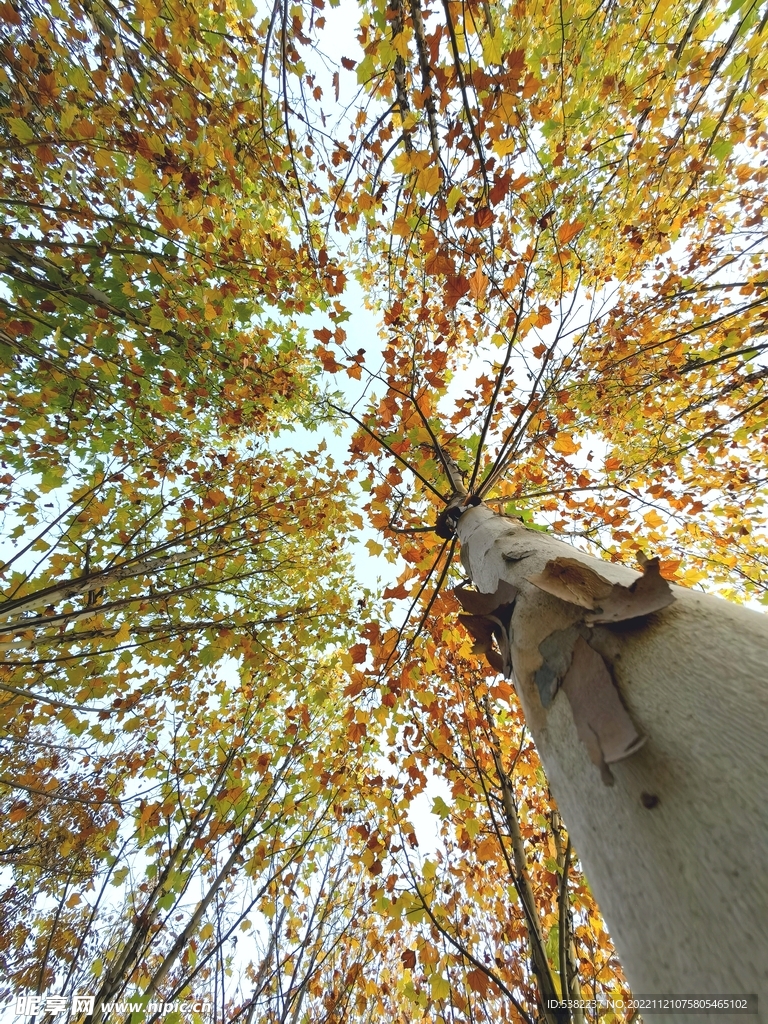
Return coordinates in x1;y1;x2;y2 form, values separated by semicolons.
431;796;451;818
149;305;173;333
8;118;35;144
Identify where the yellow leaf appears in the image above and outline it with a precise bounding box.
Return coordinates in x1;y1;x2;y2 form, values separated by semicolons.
94;149;115;171
392;31;410;60
482;31;503;65
198;140;217;168
146;134;165;156
392;216;412;237
392;151;413;175
393;148;431;174
114;620;131;644
132;159;154;195
553;433;580;455
465;817;481;839
416;165;441;194
643;510;665;529
200;922;214;941
492;136;516;157
8;117;35;144
430;974;451;999
446;184;462;211
60;105;76;132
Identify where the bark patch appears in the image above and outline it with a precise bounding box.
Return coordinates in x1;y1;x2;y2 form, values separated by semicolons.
526;557;613;609
561;636;646;786
527;553;674;624
534;625;583;708
454;581;518;676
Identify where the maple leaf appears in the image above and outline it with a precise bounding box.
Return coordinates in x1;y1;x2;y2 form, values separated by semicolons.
445;275;470;308
474;207;494;229
425;250;456;276
315;346;342;372
553;433;580;454
643;509;665;528
558;220;585;245
507;47;526;78
349;643;368;664
469;266;488;302
415;165;441;195
467;968;491;995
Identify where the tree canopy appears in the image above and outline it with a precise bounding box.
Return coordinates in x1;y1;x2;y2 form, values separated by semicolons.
1;0;766;1021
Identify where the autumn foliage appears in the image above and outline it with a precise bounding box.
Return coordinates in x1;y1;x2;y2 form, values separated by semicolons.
1;0;766;1020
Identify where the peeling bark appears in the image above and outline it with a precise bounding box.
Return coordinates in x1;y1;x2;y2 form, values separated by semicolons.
453;502;768;1017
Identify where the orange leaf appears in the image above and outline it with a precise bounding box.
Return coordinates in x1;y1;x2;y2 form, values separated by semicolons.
510;172;532;190
467;969;490;996
476;836;497;860
535;304;552;326
468;265;488;301
425;250;456;276
507;48;526;78
444;275;470;308
558;220;585;245
490;679;514;701
316;346;342;372
474;206;494;229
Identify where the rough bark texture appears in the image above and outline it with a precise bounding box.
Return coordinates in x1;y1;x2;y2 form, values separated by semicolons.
456;504;768;1023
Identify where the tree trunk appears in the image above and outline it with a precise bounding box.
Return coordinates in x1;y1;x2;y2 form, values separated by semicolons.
455;503;768;1022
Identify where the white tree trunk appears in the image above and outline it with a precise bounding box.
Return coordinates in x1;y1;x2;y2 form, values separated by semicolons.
456;504;768;1023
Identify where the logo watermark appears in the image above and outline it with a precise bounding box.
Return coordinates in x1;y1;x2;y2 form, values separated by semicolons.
12;994;211;1018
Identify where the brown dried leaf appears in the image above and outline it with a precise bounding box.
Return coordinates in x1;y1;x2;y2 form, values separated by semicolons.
401;949;416;969
349;643;368;664
561;637;646;785
467;967;491;996
425;249;457;276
